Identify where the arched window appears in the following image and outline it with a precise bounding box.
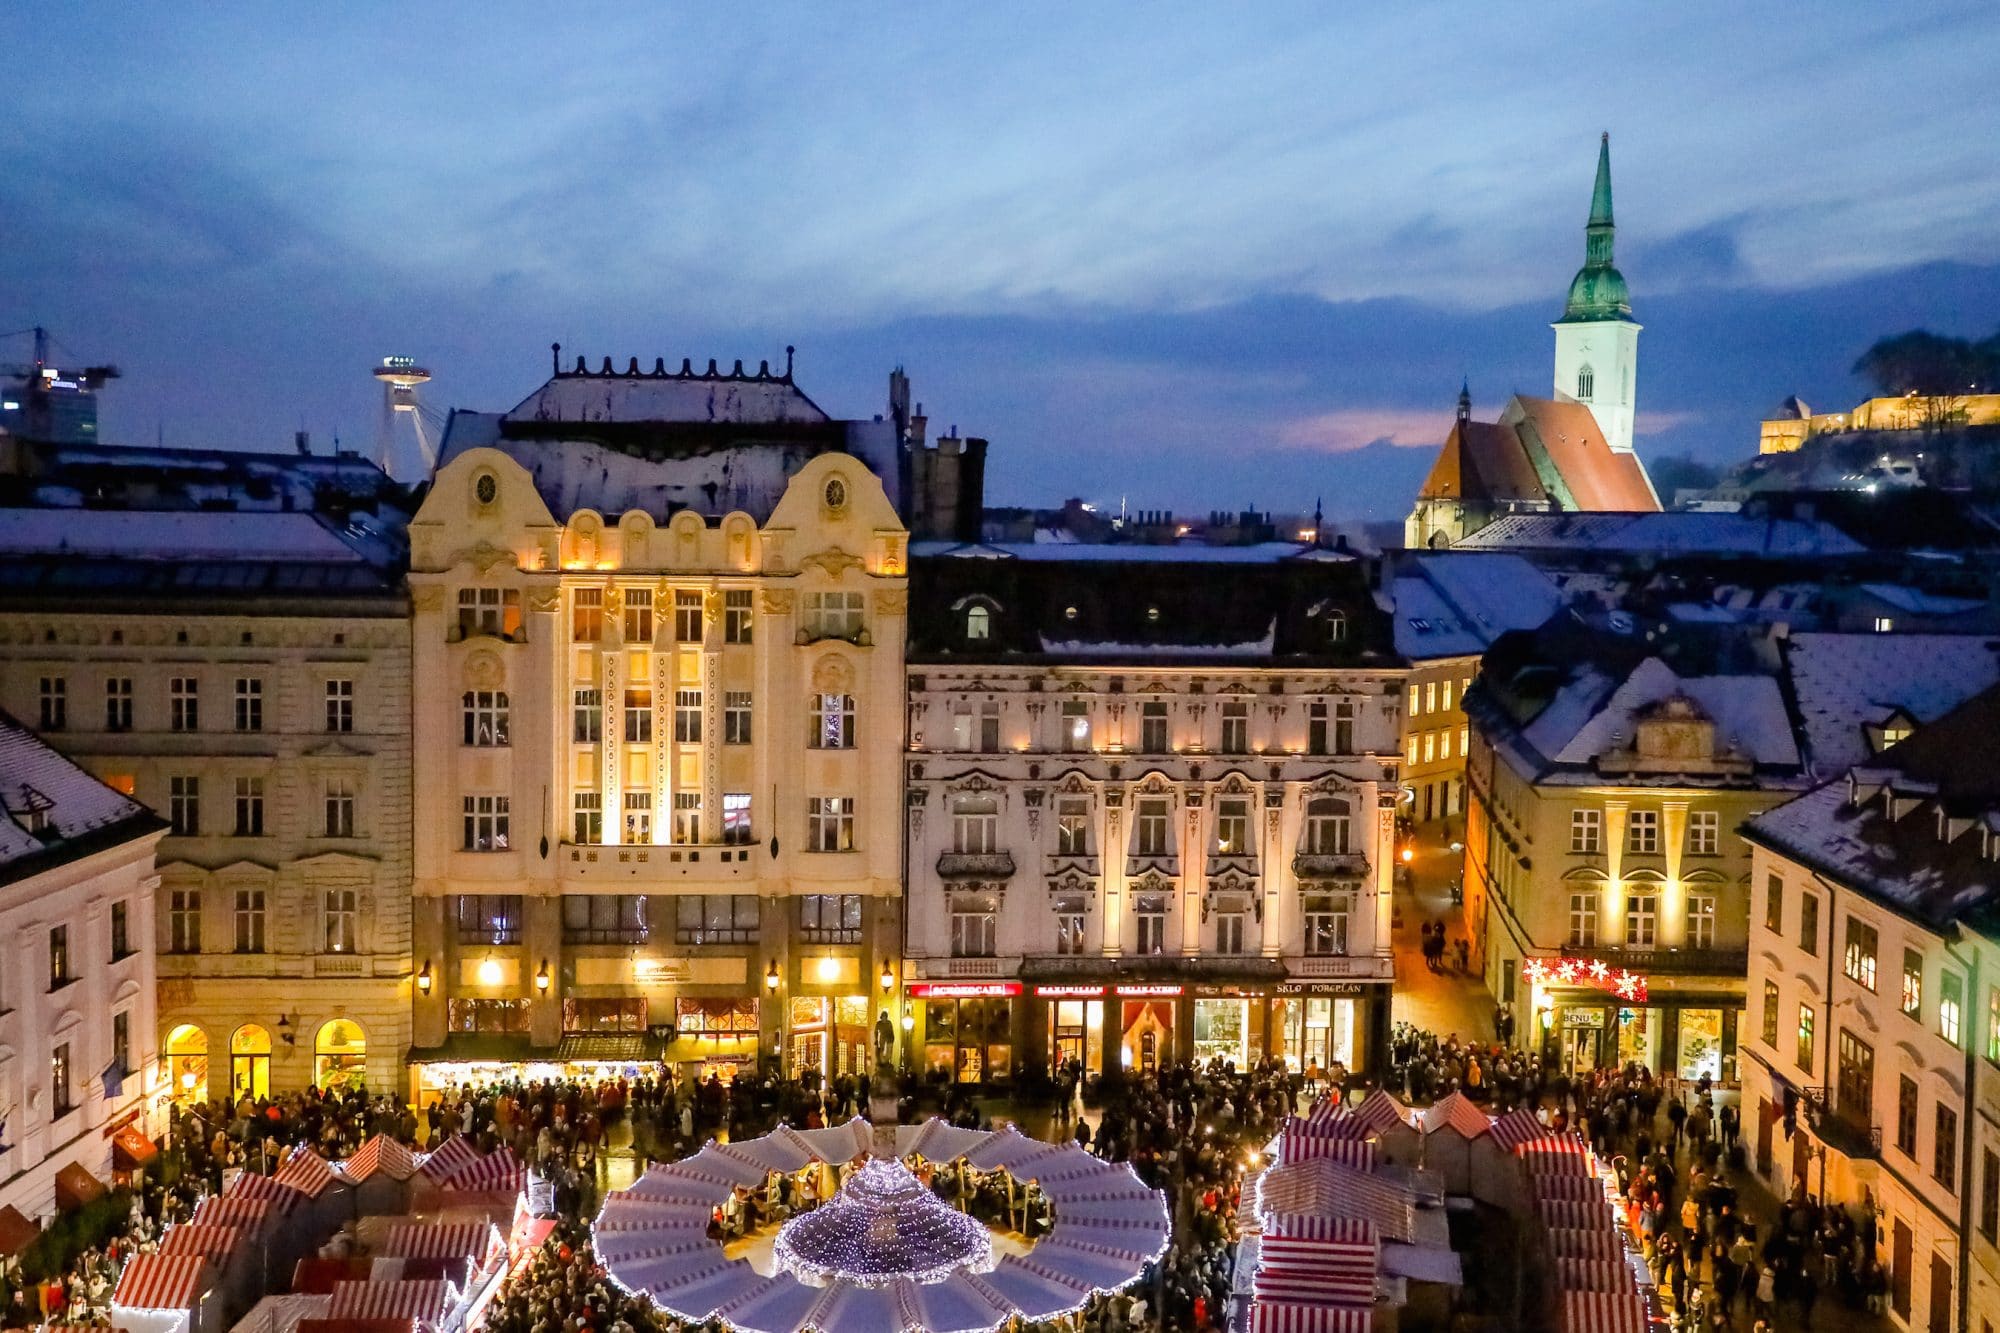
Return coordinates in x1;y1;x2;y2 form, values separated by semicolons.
965;604;991;641
315;1019;367;1092
229;1023;271;1100
1325;610;1348;644
1305;797;1352;855
1576;365;1595;400
167;1024;208;1104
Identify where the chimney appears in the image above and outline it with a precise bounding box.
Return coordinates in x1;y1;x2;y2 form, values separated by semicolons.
294;430;311;456
909;403;928;449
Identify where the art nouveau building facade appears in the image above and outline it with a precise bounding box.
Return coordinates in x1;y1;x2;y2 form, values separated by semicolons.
406;357;909;1090
904;544;1403;1082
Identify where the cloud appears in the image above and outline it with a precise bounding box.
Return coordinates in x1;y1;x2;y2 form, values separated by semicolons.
1629;216;1751;290
1275;408;1452;453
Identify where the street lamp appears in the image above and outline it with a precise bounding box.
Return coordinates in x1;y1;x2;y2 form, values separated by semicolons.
416;960;433;995
535;960;551;994
880;961;895;993
816;953;840;984
765;959;780;992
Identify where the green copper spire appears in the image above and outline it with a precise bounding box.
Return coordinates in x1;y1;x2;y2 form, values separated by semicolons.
1560;132;1631;322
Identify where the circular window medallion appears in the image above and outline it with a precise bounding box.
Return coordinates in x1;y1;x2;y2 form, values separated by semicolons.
823;476;848;511
474;473;498;505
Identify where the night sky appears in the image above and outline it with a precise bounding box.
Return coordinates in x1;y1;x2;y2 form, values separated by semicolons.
7;6;1999;518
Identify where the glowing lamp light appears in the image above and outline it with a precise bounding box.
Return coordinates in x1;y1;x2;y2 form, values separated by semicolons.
179;1071;196;1091
900;1012;914;1033
765;960;781;992
416;959;433;995
536;959;551;993
1400;846;1415;864
478;956;503;987
816;954;840;984
879;962;895;993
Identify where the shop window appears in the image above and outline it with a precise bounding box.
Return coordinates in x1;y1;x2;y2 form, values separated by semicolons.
314;1019;367;1093
676;997;759;1036
455;894;522;946
561;895;649;945
447;998;530;1034
564;997;647;1032
799;894;862;944
675;894;759;946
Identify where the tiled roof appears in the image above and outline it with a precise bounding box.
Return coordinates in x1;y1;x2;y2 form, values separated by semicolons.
1785;633;2000;777
0;711;161;880
1508;396;1658;512
1455;510;1864;557
1390;553;1564;660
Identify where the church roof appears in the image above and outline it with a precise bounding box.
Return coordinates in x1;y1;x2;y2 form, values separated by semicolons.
1414;418;1547;505
1413;395;1656;513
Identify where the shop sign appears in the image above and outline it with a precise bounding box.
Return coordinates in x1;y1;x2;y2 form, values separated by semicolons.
1034;985;1106;998
1192;985;1266;998
1562;1008;1607;1028
1274;981;1369;996
909;982;1022;998
1113;984;1183;997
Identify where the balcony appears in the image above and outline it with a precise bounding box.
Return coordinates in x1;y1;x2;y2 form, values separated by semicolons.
1802;1088;1882;1160
1558;945;1750;976
1292;851;1369;880
1021;954;1286;982
561;843;760;886
936;851;1017;880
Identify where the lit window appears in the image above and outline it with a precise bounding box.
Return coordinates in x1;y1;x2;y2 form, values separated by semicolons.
965;605;991;641
807;796;855;852
1688;810;1720;856
324;889;358;954
810;694;855;749
1627;809;1659;854
572;587;604;642
1570;809;1602;854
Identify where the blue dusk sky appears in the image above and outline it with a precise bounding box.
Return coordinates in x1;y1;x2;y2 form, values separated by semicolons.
5;5;1999;518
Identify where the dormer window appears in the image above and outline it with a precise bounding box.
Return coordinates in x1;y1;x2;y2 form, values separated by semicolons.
965;605;991;641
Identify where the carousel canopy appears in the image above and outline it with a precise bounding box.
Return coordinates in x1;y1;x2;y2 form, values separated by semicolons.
772;1158;992;1288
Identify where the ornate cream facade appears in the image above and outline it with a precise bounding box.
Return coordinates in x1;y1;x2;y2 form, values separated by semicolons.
406;448;908;1087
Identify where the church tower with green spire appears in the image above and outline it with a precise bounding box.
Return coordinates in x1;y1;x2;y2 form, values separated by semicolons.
1551;133;1642;454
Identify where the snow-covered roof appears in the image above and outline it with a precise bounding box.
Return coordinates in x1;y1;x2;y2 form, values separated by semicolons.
506;366;829;427
1038;621;1278;659
911;540;1329;564
1455;510;1865;557
1521;657;1799;776
1786;633;2000;776
0;510;366;562
0;713;157;877
1855;584;1989;617
1391;553;1564;659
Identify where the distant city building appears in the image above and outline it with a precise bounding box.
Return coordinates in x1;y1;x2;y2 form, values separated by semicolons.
0;711;166;1222
1407;137;1658;549
1740;683;2000;1331
406;351;910;1091
0;440;415;1103
1760;391;2000;454
0;328;116;449
903;540;1402;1079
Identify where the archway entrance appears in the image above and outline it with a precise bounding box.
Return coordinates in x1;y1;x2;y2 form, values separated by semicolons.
229;1024;271;1101
166;1025;208;1104
314;1019;367;1093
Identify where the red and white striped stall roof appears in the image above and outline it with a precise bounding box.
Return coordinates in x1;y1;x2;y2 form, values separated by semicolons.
1283;1135;1377;1169
1248;1299;1375;1333
1265;1215;1376;1243
1534;1197;1606;1230
1547;1226;1624;1260
416;1135;481;1183
1533;1174;1603;1201
441;1147;524;1194
1256;1159;1415;1242
1419;1092;1492;1139
161;1224;241;1262
1253;1233;1379;1305
1557;1256;1632;1291
1346;1090;1411;1134
1560;1288;1647;1333
1519;1136;1596;1177
327;1280;454;1324
223;1173;303;1210
1486;1108;1547;1152
1299;1099;1349;1130
338;1135;417;1183
195;1196;276;1229
275;1148;340;1197
113;1255;211;1310
381;1223;502;1266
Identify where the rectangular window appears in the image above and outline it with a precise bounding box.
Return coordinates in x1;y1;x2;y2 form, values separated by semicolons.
1626;809;1659;854
47;926;69;990
325;678;354;732
51;1042;71;1120
1335;698;1356;754
1800;891;1820;955
674;688;702;743
1305;799;1351;854
1061;699;1091;752
105;676;132;731
112;1012;130;1082
572;791;602;844
233;776;265;836
324;889;358;954
169;775;200;836
1055;898;1086;955
1764;873;1784;932
233;678;263;732
1843;917;1879;991
1897;1074;1919;1156
1687;893;1717;949
1983;1150;2000;1242
1570;809;1602;854
1625;893;1657;947
1762;979;1780;1047
324;778;355;837
1836;1028;1874;1120
807;797;855;852
672;792;700;844
803;591;865;642
1567;892;1598;947
462;689;510;746
1423;732;1436;764
233;890;264;953
573;688;603;743
1942;972;1964;1046
1304;893;1351;956
674;895;760;946
454;895;522;945
1134;798;1170;857
799;893;862;944
675;589;704;642
723;793;752;845
1688;810;1720;856
1220;700;1249;754
1306;700;1328;756
1902;949;1924;1019
1441;680;1454;711
1140;701;1169;754
1214;798;1251;855
1989;986;2000;1065
625;790;654;843
622;588;653;643
1134;894;1167;956
1215;912;1246;955
951;799;999;854
572;587;604;642
561;895;649;945
811;694;855;749
624;687;653;743
724;589;753;644
110;901;129;960
951;897;999;958
1936;1104;1959;1191
462;795;510;851
459;587;522;638
1796;1003;1816;1071
170;890;202;954
1439;729;1452;760
38;677;66;731
724;691;752;744
979;700;1000;753
170;676;199;731
1056;798;1090;856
